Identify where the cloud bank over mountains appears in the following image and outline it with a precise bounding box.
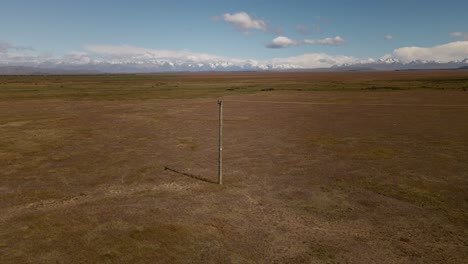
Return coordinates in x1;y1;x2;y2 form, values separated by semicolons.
391;41;468;63
1;40;468;72
0;42;372;71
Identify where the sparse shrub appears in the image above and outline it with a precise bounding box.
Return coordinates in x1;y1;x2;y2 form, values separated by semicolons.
261;88;274;91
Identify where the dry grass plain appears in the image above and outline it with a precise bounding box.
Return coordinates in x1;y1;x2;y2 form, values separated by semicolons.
1;71;468;263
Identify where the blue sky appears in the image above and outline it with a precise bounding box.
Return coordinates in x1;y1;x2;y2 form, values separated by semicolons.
1;0;468;69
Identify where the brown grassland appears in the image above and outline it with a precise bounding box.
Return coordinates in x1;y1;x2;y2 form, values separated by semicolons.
0;70;467;263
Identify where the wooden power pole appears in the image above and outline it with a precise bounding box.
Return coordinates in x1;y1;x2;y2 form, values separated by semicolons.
218;99;223;185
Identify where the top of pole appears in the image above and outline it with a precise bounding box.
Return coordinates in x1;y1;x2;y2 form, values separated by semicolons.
218;99;222;105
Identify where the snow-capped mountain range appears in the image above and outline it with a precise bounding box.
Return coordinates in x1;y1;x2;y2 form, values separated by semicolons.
332;58;468;71
1;56;468;74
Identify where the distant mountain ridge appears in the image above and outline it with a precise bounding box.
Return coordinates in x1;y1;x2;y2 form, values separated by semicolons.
1;58;468;74
0;66;100;75
333;58;468;71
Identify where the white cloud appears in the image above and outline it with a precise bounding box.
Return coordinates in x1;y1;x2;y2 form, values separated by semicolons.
266;36;299;48
380;54;393;60
392;41;468;62
221;12;267;34
267;36;345;48
303;36;345;46
449;32;468;40
384;35;393;40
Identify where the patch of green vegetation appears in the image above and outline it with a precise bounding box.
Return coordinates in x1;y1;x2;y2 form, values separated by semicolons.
260;87;275;91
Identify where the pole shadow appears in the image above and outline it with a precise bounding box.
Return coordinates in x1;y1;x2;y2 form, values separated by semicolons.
164;166;217;184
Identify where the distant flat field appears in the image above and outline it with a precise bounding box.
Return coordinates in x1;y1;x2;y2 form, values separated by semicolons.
1;71;467;263
1;70;468;100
